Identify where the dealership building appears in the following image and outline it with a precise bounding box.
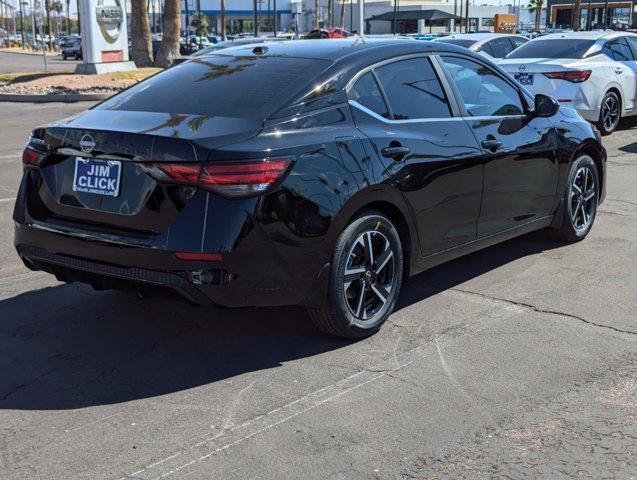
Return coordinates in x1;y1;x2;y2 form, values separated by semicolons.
181;0;531;35
545;0;637;29
181;0;325;34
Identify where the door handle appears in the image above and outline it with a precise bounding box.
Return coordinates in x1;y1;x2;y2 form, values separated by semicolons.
381;145;410;160
481;139;503;151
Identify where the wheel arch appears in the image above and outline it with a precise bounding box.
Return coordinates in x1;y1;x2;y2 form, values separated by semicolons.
329;186;419;279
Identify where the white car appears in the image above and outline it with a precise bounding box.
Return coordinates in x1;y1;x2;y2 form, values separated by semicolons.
499;31;637;134
434;33;529;59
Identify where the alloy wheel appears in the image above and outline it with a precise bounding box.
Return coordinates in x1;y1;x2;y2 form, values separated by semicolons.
601;94;619;133
570;166;596;231
342;230;395;322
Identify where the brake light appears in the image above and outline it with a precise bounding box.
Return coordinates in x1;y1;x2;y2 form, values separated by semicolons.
141;156;293;199
22;146;44;167
199;157;293;199
543;70;592;83
139;163;201;186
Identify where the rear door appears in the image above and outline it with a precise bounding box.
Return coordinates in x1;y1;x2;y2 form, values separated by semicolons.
439;54;559;237
348;56;484;255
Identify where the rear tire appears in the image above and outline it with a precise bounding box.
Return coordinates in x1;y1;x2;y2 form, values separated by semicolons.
550;154;599;243
596;91;621;135
307;211;403;339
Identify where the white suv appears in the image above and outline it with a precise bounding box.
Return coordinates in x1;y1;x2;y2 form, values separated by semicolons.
499;31;637;134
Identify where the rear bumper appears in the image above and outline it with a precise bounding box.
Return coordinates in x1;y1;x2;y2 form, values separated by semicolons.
13;218;326;309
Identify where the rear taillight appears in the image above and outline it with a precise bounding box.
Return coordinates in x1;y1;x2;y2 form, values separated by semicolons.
141;156;293;199
22;146;45;167
139;163;201;186
543;70;591;83
199;157;293;199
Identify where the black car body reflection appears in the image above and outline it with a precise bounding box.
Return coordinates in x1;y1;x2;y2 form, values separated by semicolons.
14;39;606;337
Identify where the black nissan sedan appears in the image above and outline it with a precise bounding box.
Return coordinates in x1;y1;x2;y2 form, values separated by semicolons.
14;38;606;338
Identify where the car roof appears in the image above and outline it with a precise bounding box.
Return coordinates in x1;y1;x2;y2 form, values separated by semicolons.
539;30;637;41
197;37;468;62
438;33;522;41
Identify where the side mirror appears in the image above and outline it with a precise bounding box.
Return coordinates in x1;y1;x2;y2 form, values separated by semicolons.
534;94;560;117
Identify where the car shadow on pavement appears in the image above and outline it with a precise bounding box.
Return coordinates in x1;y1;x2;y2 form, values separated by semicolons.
0;230;565;411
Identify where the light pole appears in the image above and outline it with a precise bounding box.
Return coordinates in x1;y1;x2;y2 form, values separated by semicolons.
358;0;363;34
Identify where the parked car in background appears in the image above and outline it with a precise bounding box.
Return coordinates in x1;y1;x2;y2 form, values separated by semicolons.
15;39;606;339
305;28;351;39
435;33;529;59
500;31;637;134
171;36;288;65
61;38;82;60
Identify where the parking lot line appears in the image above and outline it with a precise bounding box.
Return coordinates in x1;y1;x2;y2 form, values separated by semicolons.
0;197;15;203
121;300;522;480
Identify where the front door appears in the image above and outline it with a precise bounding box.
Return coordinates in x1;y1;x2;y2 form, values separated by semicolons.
439;54;559;237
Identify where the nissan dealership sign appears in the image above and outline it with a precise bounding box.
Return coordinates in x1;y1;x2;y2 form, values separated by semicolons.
76;0;135;74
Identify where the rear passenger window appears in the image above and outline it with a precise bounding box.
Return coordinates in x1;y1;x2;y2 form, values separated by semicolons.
607;38;634;61
442;56;524;117
627;36;637;57
511;37;528;48
478;43;495;56
610;38;633;62
349;72;390;119
375;58;451;120
488;38;514;58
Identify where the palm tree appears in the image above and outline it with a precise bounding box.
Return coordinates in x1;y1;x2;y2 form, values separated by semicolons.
154;0;180;68
52;0;62;50
220;0;226;40
131;0;153;67
339;0;346;30
527;0;544;30
572;0;581;31
45;0;53;50
65;0;69;35
314;0;318;29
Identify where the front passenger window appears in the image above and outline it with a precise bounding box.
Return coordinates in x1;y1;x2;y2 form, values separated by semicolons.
442;56;524;117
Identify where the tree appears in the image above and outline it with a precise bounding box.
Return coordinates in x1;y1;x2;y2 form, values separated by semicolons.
191;12;208;36
131;0;153;67
527;0;544;30
220;0;226;40
572;0;581;31
314;0;318;28
154;0;180;68
45;0;53;50
65;0;69;35
52;0;62;50
339;0;346;30
327;0;332;28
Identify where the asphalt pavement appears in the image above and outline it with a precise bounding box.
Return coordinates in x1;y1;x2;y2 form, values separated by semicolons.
0;101;635;480
0;51;80;74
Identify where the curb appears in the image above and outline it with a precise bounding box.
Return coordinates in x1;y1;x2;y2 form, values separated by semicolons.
0;49;60;57
0;93;112;103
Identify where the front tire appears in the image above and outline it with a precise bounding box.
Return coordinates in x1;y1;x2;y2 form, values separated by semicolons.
597;91;621;135
307;211;403;339
551;154;599;242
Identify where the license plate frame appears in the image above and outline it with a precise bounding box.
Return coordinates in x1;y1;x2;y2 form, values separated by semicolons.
514;73;534;85
72;157;122;197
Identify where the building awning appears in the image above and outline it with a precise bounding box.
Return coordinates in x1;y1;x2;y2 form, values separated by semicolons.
366;9;461;22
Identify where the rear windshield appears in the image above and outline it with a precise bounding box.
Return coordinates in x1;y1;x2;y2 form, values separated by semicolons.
436;39;477;48
96;55;331;118
506;39;596;59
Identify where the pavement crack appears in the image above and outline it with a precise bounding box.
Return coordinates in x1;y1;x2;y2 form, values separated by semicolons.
447;287;637;337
